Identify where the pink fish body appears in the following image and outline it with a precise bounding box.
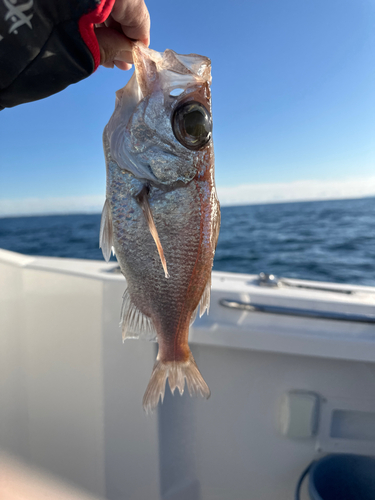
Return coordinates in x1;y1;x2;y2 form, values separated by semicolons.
100;43;220;412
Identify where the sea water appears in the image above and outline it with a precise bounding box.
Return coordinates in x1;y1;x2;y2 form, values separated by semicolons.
1;197;375;286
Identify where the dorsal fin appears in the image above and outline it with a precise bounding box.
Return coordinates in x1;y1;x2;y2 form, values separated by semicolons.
190;275;211;326
212;193;221;250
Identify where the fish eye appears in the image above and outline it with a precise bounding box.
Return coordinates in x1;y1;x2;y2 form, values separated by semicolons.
172;101;212;151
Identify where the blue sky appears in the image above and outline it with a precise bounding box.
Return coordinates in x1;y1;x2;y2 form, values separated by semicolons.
1;0;374;215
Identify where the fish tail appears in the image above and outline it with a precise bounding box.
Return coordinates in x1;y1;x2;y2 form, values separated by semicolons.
142;352;210;414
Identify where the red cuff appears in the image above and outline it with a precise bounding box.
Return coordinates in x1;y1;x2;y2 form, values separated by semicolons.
78;0;116;70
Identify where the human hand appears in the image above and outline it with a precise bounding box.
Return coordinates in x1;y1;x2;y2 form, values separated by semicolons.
95;0;150;70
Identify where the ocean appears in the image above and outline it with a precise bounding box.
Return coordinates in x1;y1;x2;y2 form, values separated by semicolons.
1;197;375;286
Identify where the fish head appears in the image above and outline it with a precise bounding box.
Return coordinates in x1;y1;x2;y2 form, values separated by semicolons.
105;43;213;186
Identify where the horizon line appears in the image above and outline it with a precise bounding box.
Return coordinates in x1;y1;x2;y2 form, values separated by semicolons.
1;193;374;219
1;175;375;218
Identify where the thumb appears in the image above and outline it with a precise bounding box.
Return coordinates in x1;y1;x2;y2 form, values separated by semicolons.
95;27;134;70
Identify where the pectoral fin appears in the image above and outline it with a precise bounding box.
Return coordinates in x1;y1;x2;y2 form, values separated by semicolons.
136;187;170;279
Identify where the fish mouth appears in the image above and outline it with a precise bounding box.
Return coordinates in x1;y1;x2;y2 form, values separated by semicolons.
132;42;212;99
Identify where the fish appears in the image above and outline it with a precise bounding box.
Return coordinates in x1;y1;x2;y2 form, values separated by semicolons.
100;42;220;412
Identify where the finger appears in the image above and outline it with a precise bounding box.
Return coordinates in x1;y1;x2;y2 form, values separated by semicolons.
114;60;133;70
95;26;134;69
104;16;120;30
111;0;151;46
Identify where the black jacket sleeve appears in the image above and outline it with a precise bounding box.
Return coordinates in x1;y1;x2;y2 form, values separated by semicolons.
0;0;113;110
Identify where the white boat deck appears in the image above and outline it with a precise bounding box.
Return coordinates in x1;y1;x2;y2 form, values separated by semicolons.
1;249;375;499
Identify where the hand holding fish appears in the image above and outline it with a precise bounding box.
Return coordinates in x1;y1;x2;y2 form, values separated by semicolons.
0;0;151;109
95;0;151;70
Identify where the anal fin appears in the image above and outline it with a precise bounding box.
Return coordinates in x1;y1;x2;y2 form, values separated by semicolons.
99;198;114;262
121;288;157;342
